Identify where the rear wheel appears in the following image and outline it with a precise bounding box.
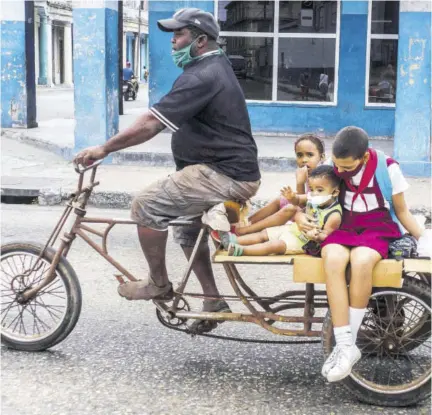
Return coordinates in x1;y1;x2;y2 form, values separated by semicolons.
322;278;431;406
1;242;82;351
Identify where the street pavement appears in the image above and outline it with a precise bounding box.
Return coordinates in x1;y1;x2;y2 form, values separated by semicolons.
1;204;431;415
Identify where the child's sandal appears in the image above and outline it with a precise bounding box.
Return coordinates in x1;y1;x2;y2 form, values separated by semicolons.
220;232;238;249
227;243;244;257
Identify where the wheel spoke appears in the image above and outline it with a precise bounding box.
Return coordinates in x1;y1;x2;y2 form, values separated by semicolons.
1;251;71;343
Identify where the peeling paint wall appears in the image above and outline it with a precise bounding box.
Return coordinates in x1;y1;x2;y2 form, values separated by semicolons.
394;8;431;177
1;1;37;128
73;3;119;154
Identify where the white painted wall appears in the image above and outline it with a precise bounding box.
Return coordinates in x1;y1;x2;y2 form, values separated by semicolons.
0;1;25;21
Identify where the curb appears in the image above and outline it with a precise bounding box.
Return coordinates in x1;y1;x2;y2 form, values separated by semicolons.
2;184;431;223
34;187;432;225
113;152;298;172
1;129;74;160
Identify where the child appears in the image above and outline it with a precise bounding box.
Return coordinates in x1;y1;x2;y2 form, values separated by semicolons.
316;126;425;383
220;166;342;257
234;134;326;237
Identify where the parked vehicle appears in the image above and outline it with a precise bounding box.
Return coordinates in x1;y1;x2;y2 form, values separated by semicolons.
228;55;247;79
123;76;139;101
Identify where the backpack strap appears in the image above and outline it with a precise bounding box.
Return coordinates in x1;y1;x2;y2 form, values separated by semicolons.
374;150;404;233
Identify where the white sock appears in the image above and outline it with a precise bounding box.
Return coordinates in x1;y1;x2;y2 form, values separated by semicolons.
349;307;367;344
334;325;353;347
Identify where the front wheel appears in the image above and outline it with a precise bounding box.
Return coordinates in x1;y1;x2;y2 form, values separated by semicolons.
322;277;431;407
1;242;82;351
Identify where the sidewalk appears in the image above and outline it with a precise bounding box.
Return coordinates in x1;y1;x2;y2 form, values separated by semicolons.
1;137;430;222
2;82;396;171
1;123;394;172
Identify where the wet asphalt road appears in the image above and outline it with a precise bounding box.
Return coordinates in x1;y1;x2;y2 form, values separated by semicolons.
1;205;430;415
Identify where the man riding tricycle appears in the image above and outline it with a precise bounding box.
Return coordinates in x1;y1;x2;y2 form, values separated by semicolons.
1;8;431;408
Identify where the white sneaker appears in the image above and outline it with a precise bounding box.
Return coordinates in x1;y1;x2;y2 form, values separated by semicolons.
321;345;341;377
326;344;361;383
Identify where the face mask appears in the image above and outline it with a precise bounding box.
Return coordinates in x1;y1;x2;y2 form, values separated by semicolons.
172;38;200;69
307;193;333;207
333;161;364;180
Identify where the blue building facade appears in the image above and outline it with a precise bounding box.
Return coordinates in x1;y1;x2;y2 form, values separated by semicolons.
149;0;431;176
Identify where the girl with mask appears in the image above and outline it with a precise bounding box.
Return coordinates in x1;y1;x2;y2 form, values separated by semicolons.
218;165;342;257
318;126;426;384
221;134;326;239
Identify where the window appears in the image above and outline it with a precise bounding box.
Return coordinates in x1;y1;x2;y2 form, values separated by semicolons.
217;1;340;103
366;0;399;105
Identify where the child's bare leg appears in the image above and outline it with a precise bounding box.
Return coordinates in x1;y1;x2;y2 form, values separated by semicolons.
237;205;298;236
321;244;351;327
322;244;358;382
242;240;287;256
349;247;381;308
236;230;269;246
348;247;381;344
246;198;281;225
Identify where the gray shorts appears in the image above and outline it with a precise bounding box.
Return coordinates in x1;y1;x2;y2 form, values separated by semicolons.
131;164;260;247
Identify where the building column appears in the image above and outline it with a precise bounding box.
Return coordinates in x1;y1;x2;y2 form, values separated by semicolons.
63;23;73;86
122;31;127;67
73;1;119;154
1;0;37;128
34;8;40;82
134;33;140;77
126;33;134;64
38;14;53;86
394;1;431;177
337;1;368;113
53;25;60;84
140;35;146;79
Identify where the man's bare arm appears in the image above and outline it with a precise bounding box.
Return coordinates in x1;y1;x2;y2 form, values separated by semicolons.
103;111;165;154
73;111;166;165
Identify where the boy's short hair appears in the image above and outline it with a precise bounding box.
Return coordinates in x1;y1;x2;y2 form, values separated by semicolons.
309;165;341;188
333;126;369;160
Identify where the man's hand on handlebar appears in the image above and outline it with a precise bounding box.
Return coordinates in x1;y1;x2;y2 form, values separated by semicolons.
74;146;108;166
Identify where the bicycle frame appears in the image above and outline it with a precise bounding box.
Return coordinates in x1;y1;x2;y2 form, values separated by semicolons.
20;161;327;338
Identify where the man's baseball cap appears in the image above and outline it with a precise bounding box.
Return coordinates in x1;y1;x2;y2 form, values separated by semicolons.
157;8;219;40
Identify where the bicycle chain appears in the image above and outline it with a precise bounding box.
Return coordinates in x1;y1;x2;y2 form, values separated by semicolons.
156;312;321;345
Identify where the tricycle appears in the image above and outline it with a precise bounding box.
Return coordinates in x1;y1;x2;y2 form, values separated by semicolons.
1;161;431;407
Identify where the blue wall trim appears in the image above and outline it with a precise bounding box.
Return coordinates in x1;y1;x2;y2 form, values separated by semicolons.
342;0;368;15
73;7;119;155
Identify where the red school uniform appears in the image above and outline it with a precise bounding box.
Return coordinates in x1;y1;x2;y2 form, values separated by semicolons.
321;149;408;258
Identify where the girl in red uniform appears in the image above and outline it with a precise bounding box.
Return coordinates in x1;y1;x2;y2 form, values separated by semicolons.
315;127;425;382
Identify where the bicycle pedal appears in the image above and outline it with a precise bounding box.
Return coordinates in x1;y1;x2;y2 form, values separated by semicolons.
114;274;125;284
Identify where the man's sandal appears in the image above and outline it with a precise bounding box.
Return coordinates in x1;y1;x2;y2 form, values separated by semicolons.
117;279;173;301
188;300;232;334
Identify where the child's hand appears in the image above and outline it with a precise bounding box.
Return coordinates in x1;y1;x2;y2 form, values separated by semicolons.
305;229;320;241
280;186;297;204
296;166;308;185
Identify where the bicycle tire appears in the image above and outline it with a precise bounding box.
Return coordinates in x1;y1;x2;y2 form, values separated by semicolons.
1;242;82;352
321;277;431;407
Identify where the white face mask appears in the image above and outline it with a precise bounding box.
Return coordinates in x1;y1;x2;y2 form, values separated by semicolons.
307;193;333;207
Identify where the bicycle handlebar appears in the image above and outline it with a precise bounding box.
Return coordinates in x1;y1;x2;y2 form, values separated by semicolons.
73;159;104;174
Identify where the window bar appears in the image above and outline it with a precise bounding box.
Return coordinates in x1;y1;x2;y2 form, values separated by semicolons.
272;0;281;102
